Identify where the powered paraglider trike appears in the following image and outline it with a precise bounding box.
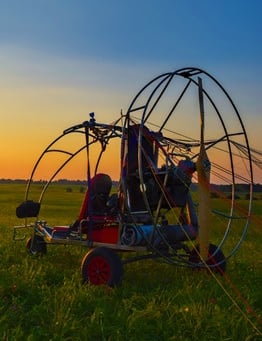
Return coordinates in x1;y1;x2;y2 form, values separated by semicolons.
14;67;253;286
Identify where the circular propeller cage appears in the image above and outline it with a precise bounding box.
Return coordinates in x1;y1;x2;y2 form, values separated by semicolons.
22;67;253;269
120;67;253;263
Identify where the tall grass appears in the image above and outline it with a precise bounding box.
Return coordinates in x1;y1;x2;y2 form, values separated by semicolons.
0;183;261;340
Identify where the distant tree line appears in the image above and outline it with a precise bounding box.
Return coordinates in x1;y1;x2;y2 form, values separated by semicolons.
0;178;119;187
1;178;262;192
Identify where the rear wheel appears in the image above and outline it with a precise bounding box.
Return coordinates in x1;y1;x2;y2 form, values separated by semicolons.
26;235;47;255
81;247;123;287
188;243;226;274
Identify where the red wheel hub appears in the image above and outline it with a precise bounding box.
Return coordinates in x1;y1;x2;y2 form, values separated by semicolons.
87;256;111;285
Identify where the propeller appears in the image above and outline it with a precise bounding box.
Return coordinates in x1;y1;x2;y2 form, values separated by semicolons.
196;77;211;261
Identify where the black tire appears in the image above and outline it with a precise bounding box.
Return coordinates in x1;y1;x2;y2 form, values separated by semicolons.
26;235;47;256
188;243;226;274
81;247;123;287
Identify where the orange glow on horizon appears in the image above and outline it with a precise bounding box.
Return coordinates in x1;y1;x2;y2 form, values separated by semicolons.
1;81;261;184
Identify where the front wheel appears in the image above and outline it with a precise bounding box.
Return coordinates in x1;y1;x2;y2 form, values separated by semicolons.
188;243;226;274
81;247;123;287
26;235;47;256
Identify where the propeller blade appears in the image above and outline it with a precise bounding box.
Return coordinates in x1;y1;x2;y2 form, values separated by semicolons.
196;77;211;261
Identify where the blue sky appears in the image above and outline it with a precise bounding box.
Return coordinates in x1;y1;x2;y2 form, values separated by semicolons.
0;0;261;180
1;1;261;65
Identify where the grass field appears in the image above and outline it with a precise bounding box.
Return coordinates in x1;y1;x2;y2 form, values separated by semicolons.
0;183;261;340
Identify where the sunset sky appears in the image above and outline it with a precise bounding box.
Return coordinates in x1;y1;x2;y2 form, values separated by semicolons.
0;1;261;182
